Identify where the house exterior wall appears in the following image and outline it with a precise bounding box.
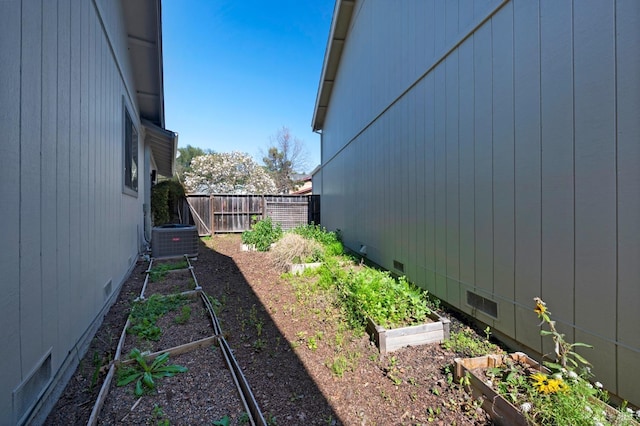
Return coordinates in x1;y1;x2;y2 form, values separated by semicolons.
0;1;149;423
318;0;640;405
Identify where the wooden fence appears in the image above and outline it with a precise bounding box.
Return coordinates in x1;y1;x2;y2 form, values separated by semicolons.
184;194;320;235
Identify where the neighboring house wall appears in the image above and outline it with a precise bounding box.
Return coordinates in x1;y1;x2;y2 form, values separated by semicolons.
0;1;159;423
311;169;322;197
315;0;640;404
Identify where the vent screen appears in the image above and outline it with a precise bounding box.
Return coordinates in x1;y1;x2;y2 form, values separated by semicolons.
466;291;498;318
14;350;52;423
393;260;404;273
103;279;113;300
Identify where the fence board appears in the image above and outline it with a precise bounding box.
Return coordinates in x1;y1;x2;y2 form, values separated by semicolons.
184;194;317;234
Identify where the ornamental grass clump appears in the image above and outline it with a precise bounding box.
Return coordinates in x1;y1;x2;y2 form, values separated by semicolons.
269;233;324;272
484;298;638;425
291;223;343;256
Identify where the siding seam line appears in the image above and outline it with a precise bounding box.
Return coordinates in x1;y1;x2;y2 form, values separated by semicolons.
91;0;137;120
18;0;24;383
319;0;511;171
612;0;619;395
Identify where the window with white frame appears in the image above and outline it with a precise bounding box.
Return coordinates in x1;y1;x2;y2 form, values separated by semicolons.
124;108;138;194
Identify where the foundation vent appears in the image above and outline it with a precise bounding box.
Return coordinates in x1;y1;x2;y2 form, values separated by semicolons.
393;260;404;273
103;279;113;300
14;350;52;424
466;291;498;318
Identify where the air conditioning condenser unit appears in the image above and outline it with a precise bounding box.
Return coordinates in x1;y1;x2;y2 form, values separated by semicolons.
151;224;199;259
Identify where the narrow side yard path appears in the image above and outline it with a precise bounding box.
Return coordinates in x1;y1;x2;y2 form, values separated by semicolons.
47;234;493;425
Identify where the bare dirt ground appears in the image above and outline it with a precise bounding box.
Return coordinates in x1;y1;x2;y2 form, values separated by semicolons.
46;234;495;425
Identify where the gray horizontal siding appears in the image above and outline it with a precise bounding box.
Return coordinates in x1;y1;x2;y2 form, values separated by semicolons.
319;0;640;405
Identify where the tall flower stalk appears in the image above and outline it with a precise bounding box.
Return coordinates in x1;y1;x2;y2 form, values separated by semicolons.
533;297;592;373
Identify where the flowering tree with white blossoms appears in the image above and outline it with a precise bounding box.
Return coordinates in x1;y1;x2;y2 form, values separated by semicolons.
183;151;277;194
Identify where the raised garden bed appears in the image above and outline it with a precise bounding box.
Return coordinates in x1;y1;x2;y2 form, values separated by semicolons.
98;345;245;425
146;269;197;295
454;352;532;426
367;311;450;355
123;294;213;355
288;262;322;275
240;243;257;252
454;352;640;426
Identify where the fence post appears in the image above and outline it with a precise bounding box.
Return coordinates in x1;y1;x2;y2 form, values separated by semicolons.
209;194;214;234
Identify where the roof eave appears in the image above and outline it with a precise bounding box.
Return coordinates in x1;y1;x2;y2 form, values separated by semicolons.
123;0;176;176
311;0;355;132
143;119;178;178
123;0;164;127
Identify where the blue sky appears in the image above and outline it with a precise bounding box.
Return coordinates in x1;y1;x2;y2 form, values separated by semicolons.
162;0;335;172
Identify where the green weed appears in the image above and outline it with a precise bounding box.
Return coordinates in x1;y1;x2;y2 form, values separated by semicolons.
441;326;503;357
128;294;189;341
173;305;191;325
149;260;188;282
212;415;230;426
116;349;187;396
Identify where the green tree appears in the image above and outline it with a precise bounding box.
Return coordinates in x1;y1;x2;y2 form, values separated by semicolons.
262;127;308;193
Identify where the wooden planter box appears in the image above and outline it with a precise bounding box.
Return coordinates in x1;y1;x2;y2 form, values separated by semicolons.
454;352;640;426
454;352;534;426
240;243;275;252
288;262;322;275
366;312;450;355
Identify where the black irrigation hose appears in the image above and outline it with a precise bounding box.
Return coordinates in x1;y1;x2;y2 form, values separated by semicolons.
200;292;222;344
184;255;202;291
198;290;266;425
218;337;267;426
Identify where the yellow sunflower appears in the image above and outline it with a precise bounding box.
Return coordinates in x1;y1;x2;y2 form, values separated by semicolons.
533;297;547;316
531;373;566;395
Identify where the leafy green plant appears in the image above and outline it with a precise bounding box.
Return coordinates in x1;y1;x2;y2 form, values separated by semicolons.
128;294;189;341
173;305;191;325
88;350;111;392
337;267;434;328
265;412;277;425
238;412;250;424
212;415;230;426
151;178;185;225
152;404;169;426
252;338;266;352
149;260;188;282
207;294;223;314
241;217;282;251
116;349;187;396
306;336;318;351
327;355;348;378
441;326;504;357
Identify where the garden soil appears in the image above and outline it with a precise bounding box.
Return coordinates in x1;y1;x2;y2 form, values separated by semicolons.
46;234;495;425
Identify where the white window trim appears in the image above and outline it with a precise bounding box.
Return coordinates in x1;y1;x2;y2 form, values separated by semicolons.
123;102;139;197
